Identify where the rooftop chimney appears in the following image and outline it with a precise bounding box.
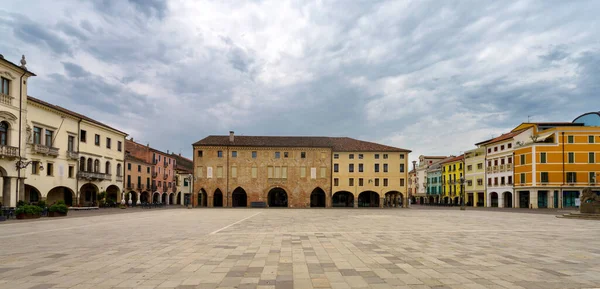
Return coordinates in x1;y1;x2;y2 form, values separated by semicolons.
229;131;234;142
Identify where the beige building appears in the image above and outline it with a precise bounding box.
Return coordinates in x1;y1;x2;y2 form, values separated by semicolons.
192;132;410;208
0;55;35;207
464;147;486;207
171;153;193;205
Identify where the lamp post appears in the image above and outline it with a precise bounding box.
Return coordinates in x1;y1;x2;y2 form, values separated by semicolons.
460;176;466;211
186;173;193;208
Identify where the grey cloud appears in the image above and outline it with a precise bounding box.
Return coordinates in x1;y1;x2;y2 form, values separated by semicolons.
56;21;89;41
9;16;72;56
93;0;167;20
62;62;91;78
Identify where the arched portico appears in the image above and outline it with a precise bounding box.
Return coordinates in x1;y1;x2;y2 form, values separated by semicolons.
358;191;380;207
176;192;181;205
106;185;120;204
310;187;326;207
428;196;435;204
152;192;160;203
169;193;174;205
126;191;138;206
232;187;247;207
79;183;99;206
502;191;513;208
385;191;403;207
140;191;150;203
213;189;223;207
24;184;41;204
47;186;75;206
332;191;354;207
268;187;288;207
161;193;167;204
197;188;207;207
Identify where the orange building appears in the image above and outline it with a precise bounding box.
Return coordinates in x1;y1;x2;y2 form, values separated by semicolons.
513;115;600;209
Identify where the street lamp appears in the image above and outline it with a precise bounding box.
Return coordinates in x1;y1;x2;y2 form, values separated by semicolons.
186;173;193;208
460;176;466;211
16;160;44;171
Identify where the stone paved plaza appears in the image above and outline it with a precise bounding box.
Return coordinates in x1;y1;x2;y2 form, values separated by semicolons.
1;208;600;289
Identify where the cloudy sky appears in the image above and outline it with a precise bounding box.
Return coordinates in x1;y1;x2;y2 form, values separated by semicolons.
1;0;599;164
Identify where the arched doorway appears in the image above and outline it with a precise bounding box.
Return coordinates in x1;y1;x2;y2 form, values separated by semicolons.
126;191;138;206
443;196;449;204
213;189;223;207
24;184;41;204
310;187;326;207
454;197;460;206
428;196;434;204
161;193;167;204
268;188;288;207
490;192;498;207
80;183;99;206
358;191;379;207
140;191;150;203
503;191;513;208
232;187;247;207
176;192;181;205
198;189;207;207
169;193;174;205
153;192;160;203
106;185;120;204
384;191;402;207
47;186;75;206
332;191;353;207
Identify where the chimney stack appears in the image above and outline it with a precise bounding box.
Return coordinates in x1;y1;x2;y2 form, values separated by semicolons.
229;131;234;142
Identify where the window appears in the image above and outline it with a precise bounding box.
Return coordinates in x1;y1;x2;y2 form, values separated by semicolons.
589;152;595;163
334;178;339;186
494;159;498;166
268;166;274;178
349;154;354;159
198;150;203;157
590;172;596;184
541;172;549;183
33;127;42;144
501;177;505;185
231;167;237;178
567;135;574;143
217;151;223;158
349;164;354;173
216;166;223;178
400;163;405;173
467;165;472;171
349;178;354;186
252;166;257;178
501;145;504;150
252;151;257;158
117;141;122;152
334;164;339;173
66;135;75;152
68;165;74;178
117;164;122;176
127;163;131;170
540;152;547;164
146;167;150;173
589;135;595;144
1;77;10;95
400;178;405;186
232;151;237;158
488;160;492;167
488;148;491;153
301;152;306;158
383;178;388;186
32;161;39;175
568;152;574;163
508;176;512;184
508;157;512;164
494;146;498;152
508;143;512;149
105;161;110;174
488;178;492;186
374;164;380;172
95;134;100;146
282;167;288;179
477;179;483;186
383;164;388;173
47;163;54;176
300;166;306;178
334;154;339;159
383;154;388;159
284;152;288;158
320;167;326;178
520;154;525;165
359;178;364;186
358;154;363;159
494;177;498;185
374;154;379;159
566;172;577;183
400;154;405;160
106;137;111;149
477;163;483;169
358;163;364;172
374;178;379;186
275;152;280;158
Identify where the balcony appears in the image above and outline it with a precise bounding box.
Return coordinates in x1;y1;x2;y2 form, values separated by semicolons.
151;185;157;191
506;163;513;170
137;184;145;191
32;144;59;157
126;183;134;190
0;93;13;106
116;175;123;182
152;172;158;178
67;150;79;160
499;164;506;172
0;145;18;158
78;171;111;181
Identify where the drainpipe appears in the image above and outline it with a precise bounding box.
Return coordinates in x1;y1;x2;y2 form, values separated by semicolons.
16;70;26;204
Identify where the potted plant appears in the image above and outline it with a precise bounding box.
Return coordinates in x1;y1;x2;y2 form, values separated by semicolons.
16;204;43;219
48;201;69;217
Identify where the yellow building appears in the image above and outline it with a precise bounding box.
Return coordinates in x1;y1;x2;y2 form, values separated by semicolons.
441;155;464;205
513;118;600;209
464;148;486;207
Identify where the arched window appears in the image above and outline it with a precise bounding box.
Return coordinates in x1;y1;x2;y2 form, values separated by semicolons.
87;158;93;172
116;163;122;177
94;159;100;173
0;121;8;146
80;157;86;172
105;161;111;175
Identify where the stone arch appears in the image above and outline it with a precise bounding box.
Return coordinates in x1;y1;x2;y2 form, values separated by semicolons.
80;183;99;206
454;196;460;205
176;192;181;205
106;185;120;204
140;191;150;203
24;184;41;204
490;192;498;207
169;193;174;205
213;189;223;207
419;196;425;205
384;191;403;207
358;191;380;207
428;196;435;204
0;165;7;177
198;188;207;207
268;187;288;207
161;193;167;204
503;191;513;208
47;186;75;206
443;196;449;204
126;190;138;205
153;192;160;203
332;191;354;207
310;187;326;207
232;187;247;207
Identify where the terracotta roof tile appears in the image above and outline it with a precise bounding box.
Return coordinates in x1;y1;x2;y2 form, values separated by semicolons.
475;129;526;146
193;135;411;152
440;154;464;164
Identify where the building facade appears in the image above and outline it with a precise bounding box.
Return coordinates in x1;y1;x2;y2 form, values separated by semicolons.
464;147;486;207
0;55;35;207
426;160;444;204
192;132;410;208
415;156;447;204
124;152;152;205
172;153;193;206
441;155;464;205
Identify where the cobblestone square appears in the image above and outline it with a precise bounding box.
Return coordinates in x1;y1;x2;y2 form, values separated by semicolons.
1;208;599;289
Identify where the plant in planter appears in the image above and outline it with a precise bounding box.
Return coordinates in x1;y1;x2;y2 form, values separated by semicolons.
48;201;69;217
16;204;43;219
